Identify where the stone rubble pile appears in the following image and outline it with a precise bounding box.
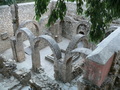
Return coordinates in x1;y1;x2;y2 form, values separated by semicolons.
29;69;61;90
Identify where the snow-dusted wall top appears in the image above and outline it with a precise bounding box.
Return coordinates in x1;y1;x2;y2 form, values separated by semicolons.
87;27;120;65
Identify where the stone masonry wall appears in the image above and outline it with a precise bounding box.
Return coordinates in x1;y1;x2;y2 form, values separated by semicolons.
0;1;79;53
0;2;50;53
0;2;36;53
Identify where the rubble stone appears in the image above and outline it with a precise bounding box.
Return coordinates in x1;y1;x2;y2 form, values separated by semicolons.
0;32;9;40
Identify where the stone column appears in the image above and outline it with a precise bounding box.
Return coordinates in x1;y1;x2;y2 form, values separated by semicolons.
54;57;73;82
32;46;41;72
15;36;25;62
10;37;17;61
63;57;72;82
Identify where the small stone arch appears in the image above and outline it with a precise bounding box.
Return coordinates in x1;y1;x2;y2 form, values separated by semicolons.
76;21;90;36
64;34;89;63
18;20;41;36
59;34;90;82
11;27;41;72
15;28;35;62
33;35;62;72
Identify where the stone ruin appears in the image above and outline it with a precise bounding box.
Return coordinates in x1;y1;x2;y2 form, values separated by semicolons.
0;15;120;90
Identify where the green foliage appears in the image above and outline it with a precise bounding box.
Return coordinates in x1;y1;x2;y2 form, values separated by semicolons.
85;0;120;43
34;0;50;21
5;0;15;6
85;0;109;42
0;0;6;5
76;0;83;15
47;0;67;26
34;0;120;43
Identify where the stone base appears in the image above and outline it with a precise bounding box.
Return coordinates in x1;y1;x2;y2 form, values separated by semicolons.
29;73;61;90
13;68;31;85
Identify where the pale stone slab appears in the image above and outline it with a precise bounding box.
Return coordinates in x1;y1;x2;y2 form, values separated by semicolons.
87;27;120;65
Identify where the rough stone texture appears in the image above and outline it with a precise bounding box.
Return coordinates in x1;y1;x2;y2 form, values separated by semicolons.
0;2;51;53
65;34;89;63
72;47;92;58
49;20;62;43
29;70;61;90
0;54;16;78
0;4;12;52
0;74;21;90
0;1;89;53
18;20;42;36
0;3;35;53
11;27;62;74
72;60;84;79
11;28;40;71
54;34;90;83
33;35;62;77
13;68;31;85
0;32;9;40
61;16;90;40
87;27;120;65
15;28;35;62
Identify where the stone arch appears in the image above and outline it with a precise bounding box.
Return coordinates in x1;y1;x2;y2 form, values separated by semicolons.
76;21;90;36
15;28;41;72
15;28;35;62
32;35;62;71
64;34;89;63
60;34;90;82
71;47;92;59
18;20;41;36
34;35;61;60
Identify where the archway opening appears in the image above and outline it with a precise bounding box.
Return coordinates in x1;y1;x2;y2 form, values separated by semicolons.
79;31;84;35
15;28;35;70
33;35;61;79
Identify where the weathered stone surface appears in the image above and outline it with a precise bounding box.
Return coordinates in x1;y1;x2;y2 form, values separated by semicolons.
72;47;92;58
0;55;16;77
65;34;89;63
29;72;61;90
61;16;90;40
72;60;84;79
18;20;41;36
15;27;35;62
10;37;17;60
49;20;62;42
13;68;31;85
0;32;9;40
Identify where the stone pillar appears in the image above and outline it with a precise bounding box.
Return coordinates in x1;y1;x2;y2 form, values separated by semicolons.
63;57;72;82
54;58;72;82
10;37;17;61
32;46;41;72
54;60;61;80
15;36;25;62
49;21;62;43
